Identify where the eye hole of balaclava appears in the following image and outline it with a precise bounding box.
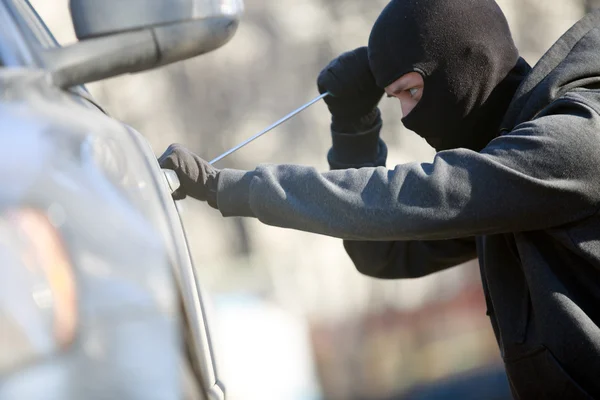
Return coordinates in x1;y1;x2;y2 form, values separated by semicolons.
368;0;519;151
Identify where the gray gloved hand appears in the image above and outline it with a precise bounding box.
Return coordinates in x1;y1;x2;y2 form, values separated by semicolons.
317;46;384;129
158;144;219;208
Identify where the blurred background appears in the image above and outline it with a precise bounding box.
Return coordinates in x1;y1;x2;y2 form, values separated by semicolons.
30;0;595;398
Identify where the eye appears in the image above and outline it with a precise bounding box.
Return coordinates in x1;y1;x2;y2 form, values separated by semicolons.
409;88;419;98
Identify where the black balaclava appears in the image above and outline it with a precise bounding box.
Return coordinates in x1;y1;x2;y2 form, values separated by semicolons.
368;0;529;151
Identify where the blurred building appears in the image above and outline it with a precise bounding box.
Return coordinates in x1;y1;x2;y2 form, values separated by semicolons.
32;0;587;398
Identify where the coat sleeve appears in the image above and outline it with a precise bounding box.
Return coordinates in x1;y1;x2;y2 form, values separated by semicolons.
216;94;600;242
325;114;477;278
343;237;476;279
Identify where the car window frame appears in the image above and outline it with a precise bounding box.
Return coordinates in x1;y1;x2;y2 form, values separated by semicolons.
1;0;104;106
7;0;60;50
0;0;37;67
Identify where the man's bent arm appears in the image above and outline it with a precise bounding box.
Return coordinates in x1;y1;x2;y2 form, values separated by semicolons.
326;114;477;278
345;238;476;279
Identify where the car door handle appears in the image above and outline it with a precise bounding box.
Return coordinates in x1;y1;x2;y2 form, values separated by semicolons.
162;169;180;195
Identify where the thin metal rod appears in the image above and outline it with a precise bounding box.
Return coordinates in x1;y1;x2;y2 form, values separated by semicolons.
209;92;330;165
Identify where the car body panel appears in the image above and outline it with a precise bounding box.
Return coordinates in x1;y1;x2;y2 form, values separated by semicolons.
0;1;224;398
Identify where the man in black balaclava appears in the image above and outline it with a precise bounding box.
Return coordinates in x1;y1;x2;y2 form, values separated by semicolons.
368;0;527;151
160;0;600;397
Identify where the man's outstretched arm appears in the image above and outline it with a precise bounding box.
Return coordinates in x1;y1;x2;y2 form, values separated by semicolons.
213;95;600;241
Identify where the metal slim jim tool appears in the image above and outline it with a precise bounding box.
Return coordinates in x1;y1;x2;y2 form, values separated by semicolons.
209;92;330;165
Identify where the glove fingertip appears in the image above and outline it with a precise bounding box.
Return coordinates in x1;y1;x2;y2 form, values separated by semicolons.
158;155;175;169
322;74;346;97
172;189;187;201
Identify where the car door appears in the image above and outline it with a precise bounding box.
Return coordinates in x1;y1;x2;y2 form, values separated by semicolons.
124;123;225;400
0;1;224;398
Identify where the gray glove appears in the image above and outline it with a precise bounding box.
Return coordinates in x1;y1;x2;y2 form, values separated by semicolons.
158;144;219;208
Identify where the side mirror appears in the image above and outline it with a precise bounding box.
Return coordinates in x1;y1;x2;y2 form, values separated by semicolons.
44;0;243;88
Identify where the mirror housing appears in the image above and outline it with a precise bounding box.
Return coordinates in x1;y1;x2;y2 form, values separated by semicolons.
44;0;243;88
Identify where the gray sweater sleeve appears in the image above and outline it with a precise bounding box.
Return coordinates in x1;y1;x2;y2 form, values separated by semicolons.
216;95;600;243
344;238;476;279
326;113;477;278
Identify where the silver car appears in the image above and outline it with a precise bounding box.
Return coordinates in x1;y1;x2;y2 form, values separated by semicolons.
0;0;243;399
